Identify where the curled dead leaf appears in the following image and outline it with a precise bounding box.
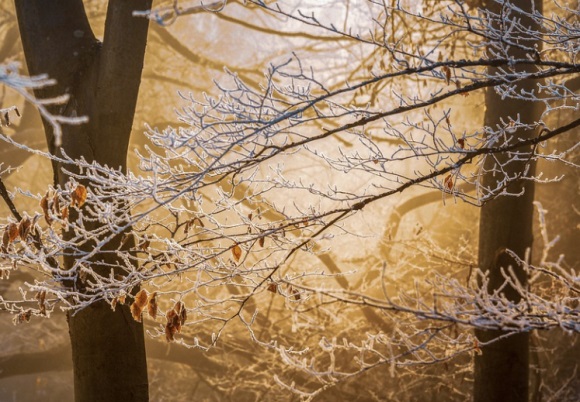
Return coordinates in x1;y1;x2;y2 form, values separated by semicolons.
442;66;451;85
36;290;46;306
2;228;11;252
131;303;143;322
36;291;47;315
37;292;47;315
3;223;19;251
165;309;180;342
134;289;148;309
291;287;301;301
130;289;149;322
7;223;18;243
174;301;187;327
267;283;277;293
71;184;87;208
40;192;52;225
18;217;32;241
232;244;242;262
147;292;158;319
52;194;60;214
444;175;454;191
165;319;177;342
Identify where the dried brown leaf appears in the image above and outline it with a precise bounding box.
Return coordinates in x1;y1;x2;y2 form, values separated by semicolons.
232;244;242;262
442;66;451;85
4;223;18;247
165;322;177;342
165;309;180;342
36;291;47;315
174;301;187;327
36;290;46;305
52;194;60;214
2;229;9;253
147;292;158;319
444;175;454;191
130;290;148;321
40;192;52;225
134;289;148;309
267;283;277;293
131;303;143;322
18;217;32;241
111;298;118;311
71;184;87;208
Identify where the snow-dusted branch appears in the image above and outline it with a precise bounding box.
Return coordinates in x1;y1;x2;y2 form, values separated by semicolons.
0;63;87;147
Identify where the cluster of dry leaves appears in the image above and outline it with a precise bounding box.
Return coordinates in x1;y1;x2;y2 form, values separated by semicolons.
2;183;87;253
128;289;187;342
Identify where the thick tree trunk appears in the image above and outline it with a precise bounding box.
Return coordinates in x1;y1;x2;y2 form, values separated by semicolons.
474;1;543;401
14;1;152;401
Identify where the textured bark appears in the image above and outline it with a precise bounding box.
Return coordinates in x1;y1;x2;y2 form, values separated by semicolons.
14;1;152;401
474;1;543;401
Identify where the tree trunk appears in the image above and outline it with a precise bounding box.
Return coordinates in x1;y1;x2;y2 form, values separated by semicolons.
474;1;543;401
14;1;152;401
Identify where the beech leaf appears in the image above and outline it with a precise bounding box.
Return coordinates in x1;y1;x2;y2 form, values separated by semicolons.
18;217;32;241
147;292;158;319
40;192;52;225
444;175;454;191
71;184;87;208
232;244;242;262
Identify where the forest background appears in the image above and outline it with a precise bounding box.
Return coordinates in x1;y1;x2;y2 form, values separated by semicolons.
0;1;578;401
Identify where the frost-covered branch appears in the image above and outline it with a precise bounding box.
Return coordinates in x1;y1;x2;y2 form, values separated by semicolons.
0;63;87;147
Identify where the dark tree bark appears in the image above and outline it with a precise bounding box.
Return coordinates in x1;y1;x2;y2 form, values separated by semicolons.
14;1;152;401
474;1;543;401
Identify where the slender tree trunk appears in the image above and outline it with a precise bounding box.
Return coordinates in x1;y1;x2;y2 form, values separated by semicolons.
474;1;543;401
14;1;152;401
